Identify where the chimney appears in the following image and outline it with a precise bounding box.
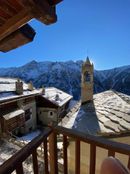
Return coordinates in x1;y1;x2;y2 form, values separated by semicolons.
28;81;33;91
42;86;45;94
15;79;23;95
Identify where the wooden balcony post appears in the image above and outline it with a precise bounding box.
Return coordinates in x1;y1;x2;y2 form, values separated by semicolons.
32;149;39;174
127;156;130;169
44;138;49;174
75;140;80;174
49;132;58;174
89;144;96;174
16;163;24;174
63;135;68;174
108;150;115;157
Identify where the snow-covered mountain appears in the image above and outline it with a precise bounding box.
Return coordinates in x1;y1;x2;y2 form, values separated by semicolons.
0;60;130;99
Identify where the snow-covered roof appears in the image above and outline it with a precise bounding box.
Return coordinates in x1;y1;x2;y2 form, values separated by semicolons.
0;77;41;103
42;87;73;107
62;90;130;136
0;90;41;103
0;77;28;92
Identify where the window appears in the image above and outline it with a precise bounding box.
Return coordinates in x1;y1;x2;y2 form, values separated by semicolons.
25;108;32;121
48;111;54;117
50;111;53;116
85;71;91;82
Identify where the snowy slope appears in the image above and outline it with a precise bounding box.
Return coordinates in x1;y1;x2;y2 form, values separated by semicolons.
0;60;130;99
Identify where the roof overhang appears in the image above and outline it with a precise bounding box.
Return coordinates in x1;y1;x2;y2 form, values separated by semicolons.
0;0;62;52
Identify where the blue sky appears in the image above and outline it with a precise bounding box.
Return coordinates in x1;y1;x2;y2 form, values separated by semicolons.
0;0;130;70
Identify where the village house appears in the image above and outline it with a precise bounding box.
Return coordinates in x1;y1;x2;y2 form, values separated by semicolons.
0;77;42;136
37;87;72;126
0;77;72;137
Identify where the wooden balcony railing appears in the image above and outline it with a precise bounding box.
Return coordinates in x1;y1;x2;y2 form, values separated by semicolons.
0;126;130;174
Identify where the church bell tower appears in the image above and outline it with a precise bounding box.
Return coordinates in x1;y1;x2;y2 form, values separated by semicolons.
81;57;94;104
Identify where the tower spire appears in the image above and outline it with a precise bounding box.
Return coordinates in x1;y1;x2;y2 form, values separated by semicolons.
86;56;91;64
81;57;94;104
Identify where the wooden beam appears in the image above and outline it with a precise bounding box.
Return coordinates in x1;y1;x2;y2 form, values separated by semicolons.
0;7;11;20
23;0;57;24
0;0;59;42
0;8;33;41
0;1;17;16
0;24;36;52
6;0;24;12
47;0;63;6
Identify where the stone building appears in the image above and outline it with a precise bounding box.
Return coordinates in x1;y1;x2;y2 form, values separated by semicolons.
0;78;41;136
37;87;73;126
81;57;94;104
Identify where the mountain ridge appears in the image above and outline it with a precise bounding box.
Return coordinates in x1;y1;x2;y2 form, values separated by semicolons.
0;60;130;100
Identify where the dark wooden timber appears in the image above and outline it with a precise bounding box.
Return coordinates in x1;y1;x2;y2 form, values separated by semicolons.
44;138;49;174
75;140;80;174
0;23;36;52
0;0;63;42
89;144;96;174
63;135;68;174
16;163;24;174
127;156;130;169
32;149;39;174
108;150;115;157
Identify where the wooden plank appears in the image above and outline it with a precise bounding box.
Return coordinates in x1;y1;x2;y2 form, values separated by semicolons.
89;144;96;174
63;135;68;174
75;140;80;174
16;163;24;174
32;149;39;174
127;156;130;169
0;8;33;41
0;8;11;20
23;0;57;24
49;132;58;174
44;138;49;174
108;150;115;157
0;1;17;16
6;0;24;12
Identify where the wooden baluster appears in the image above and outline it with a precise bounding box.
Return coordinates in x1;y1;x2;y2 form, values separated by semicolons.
63;135;68;174
127;156;130;169
75;140;80;174
89;144;96;174
44;138;49;174
108;150;115;157
49;132;58;174
32;149;38;174
16;163;24;174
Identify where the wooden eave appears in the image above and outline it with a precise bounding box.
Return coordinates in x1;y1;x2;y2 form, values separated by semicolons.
0;0;62;42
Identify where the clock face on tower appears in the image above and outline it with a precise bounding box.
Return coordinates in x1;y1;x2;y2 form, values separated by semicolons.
85;71;91;82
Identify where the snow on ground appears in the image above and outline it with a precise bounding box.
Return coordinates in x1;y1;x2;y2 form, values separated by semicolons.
0;139;20;165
